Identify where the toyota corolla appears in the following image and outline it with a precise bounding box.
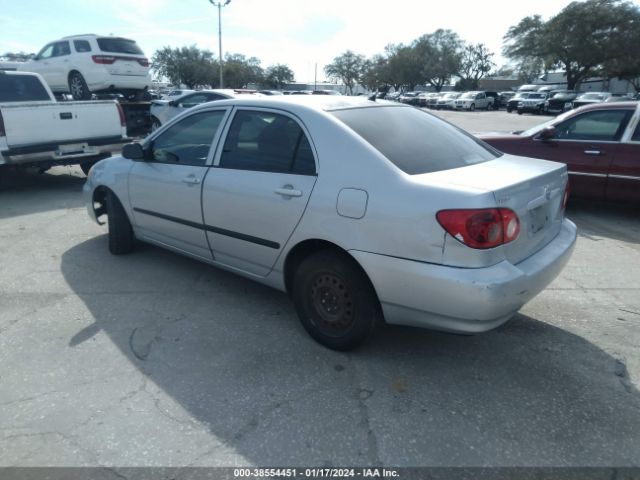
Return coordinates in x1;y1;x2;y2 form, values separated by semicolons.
84;96;576;350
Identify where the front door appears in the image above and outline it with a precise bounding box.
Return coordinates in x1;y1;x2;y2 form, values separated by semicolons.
202;108;318;276
128;108;229;260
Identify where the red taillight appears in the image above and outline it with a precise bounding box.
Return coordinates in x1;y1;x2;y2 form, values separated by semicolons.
0;111;5;137
436;208;521;249
116;103;126;127
138;58;149;67
562;181;571;210
92;55;116;64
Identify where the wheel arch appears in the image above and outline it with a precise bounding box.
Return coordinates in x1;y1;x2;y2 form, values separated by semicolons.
283;239;381;305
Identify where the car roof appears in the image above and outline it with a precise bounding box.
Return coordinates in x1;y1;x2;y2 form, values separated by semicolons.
186;94;399;116
575;101;638;111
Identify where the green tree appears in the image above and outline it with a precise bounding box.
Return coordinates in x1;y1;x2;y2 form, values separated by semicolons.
414;29;463;91
264;64;294;89
359;54;389;92
151;45;217;88
504;0;640;90
223;54;264;88
324;50;366;95
456;43;495;90
384;43;422;91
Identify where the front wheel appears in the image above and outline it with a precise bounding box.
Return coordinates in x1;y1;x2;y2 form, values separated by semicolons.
292;251;381;351
69;72;91;100
106;191;134;255
469;103;475;111
507;106;513;113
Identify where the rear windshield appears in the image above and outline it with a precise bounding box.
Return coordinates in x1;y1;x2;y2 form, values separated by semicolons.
331;106;498;175
97;37;144;55
0;74;50;102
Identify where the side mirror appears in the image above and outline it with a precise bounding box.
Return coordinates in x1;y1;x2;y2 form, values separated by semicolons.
122;143;145;160
540;126;557;140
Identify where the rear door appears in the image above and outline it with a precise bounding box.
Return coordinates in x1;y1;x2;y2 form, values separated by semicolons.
128;108;229;260
606;114;640;203
202;108;318;276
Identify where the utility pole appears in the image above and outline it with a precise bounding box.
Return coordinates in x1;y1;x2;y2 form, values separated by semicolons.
208;0;231;88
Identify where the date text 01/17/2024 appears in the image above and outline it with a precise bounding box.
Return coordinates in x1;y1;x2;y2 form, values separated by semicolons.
233;468;400;478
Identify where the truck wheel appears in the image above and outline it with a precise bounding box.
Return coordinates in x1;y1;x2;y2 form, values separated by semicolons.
69;72;91;100
151;117;162;132
292;250;381;351
507;106;513;113
106;191;134;255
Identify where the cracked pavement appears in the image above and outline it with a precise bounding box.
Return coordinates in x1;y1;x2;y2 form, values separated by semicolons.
1;112;639;467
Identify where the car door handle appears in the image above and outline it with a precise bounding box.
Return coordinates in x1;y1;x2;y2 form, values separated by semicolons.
181;176;201;185
584;149;601;156
274;186;302;198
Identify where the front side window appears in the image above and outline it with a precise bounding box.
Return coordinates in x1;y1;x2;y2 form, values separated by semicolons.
632;122;640;142
219;110;316;175
150;110;226;166
178;93;223;108
554;110;632;141
36;44;54;60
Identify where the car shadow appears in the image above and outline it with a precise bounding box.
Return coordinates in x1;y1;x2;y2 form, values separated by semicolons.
567;198;640;245
60;236;640;466
0;166;86;220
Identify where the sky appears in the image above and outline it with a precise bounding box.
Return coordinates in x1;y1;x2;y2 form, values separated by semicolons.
0;0;594;83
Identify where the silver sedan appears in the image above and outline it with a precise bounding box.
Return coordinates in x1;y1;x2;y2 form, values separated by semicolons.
84;96;577;350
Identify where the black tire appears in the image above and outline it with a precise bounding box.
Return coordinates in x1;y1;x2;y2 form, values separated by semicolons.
507;106;513;113
469;103;475;111
150;116;162;132
106;191;134;255
517;109;523;115
79;162;94;176
292;250;381;351
135;90;152;101
69;72;91;100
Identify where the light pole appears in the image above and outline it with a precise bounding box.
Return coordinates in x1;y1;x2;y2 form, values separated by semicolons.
209;0;231;88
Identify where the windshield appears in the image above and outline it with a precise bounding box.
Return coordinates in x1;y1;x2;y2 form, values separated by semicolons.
580;93;605;100
443;93;459;99
461;92;476;99
330;106;498;175
528;93;546;99
519;109;576;137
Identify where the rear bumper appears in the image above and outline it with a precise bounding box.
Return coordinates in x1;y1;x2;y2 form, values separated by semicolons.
350;218;577;333
0;137;126;166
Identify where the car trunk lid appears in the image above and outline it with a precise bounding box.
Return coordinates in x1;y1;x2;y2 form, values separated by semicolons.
421;154;568;265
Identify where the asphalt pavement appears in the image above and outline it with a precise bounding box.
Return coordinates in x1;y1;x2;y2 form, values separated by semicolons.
0;110;639;469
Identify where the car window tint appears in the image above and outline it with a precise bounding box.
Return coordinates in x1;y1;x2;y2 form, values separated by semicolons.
331;106;497;175
555;110;632;141
632;122;640;142
53;42;70;57
74;40;92;53
220;110;316;175
0;75;51;102
179;94;213;107
151;111;225;166
96;37;144;55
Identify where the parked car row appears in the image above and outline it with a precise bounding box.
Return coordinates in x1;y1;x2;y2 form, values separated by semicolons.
507;89;638;116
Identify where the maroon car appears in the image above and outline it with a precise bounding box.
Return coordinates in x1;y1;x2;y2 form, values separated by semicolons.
480;102;640;203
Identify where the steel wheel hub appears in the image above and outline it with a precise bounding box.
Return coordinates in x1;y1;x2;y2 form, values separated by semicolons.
310;273;354;331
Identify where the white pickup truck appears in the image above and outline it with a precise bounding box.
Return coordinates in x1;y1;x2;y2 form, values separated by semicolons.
0;70;127;175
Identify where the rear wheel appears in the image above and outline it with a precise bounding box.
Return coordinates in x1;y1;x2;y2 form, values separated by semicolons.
106;191;134;255
292;251;381;351
69;72;91;100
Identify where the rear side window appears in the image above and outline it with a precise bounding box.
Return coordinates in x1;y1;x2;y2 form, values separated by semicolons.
97;38;144;55
74;40;92;53
220;110;316;175
331;106;497;175
0;75;50;102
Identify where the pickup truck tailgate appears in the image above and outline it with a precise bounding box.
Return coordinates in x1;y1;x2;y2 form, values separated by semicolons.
1;100;123;148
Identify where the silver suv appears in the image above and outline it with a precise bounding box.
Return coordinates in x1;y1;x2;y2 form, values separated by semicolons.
19;34;152;100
